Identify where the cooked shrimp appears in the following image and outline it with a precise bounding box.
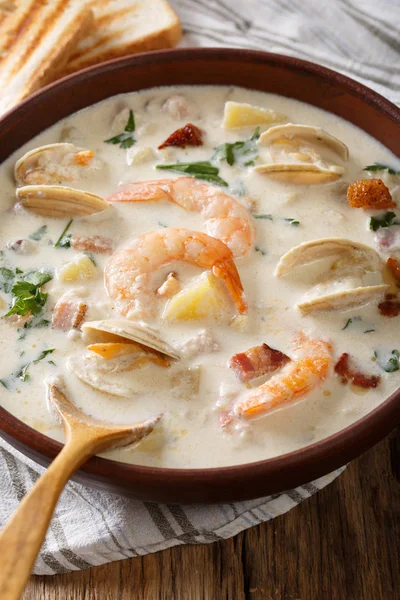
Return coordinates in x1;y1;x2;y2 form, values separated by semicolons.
234;333;332;419
107;177;255;257
104;228;247;318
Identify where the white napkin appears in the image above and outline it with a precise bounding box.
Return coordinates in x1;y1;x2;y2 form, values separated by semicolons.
0;0;398;575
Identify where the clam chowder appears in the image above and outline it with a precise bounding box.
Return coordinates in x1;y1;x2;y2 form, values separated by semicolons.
0;85;399;468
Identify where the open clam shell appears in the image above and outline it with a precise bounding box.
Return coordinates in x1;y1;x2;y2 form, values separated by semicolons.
15;143;95;186
15;185;109;218
297;284;389;314
275;238;383;277
81;319;180;360
254;162;344;184
259;123;349;161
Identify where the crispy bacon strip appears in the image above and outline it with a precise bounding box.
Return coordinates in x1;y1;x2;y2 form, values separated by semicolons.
230;343;290;383
347;178;395;209
72;235;113;255
158;123;203;150
378;293;400;317
334;353;380;388
52;299;87;331
387;257;400;287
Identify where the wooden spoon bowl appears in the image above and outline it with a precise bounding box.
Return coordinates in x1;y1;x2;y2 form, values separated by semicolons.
0;384;160;600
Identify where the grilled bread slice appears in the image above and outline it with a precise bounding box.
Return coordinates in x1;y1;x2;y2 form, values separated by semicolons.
0;0;93;115
62;0;182;76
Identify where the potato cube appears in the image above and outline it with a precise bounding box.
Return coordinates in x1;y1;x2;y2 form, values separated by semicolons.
58;254;96;282
223;101;287;129
163;272;232;322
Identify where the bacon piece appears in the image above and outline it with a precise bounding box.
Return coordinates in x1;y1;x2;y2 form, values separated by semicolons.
387;257;400;287
347;179;395;209
52;299;87;331
378;293;400;317
230;343;290;383
71;235;113;255
6;312;32;327
158;123;203;150
334;353;380;388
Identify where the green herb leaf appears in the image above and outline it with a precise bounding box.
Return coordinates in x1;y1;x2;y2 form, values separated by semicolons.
284;218;300;226
0;379;8;389
104;110;136;149
342;316;362;330
156;162;228;186
0;267;15;293
16;348;55;382
252;213;273;220
84;252;96;266
4;269;52;318
212;128;260;167
369;211;400;231
28;225;47;241
364;329;375;334
374;349;399;373
364;163;400;176
54;219;73;248
254;245;267;256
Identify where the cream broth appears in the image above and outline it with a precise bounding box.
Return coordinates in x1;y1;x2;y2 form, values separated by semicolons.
0;85;399;468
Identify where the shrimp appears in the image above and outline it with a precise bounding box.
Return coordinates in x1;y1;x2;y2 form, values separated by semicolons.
104;228;247;318
234;333;332;419
107;177;255;257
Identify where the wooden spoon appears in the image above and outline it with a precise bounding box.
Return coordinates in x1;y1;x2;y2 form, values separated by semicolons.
0;383;161;600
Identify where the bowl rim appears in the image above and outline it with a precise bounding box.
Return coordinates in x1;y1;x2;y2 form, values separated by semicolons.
0;47;399;491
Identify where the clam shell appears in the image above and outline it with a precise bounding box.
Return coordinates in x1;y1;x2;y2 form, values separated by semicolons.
81;319;180;360
297;284;389;314
15;185;109;218
253;162;343;184
15;143;94;186
275;238;382;277
259;123;349;161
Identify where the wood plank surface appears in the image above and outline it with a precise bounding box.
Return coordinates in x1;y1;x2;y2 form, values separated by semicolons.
22;429;399;600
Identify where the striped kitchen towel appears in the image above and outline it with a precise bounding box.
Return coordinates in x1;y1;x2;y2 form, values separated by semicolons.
0;0;398;575
0;439;346;575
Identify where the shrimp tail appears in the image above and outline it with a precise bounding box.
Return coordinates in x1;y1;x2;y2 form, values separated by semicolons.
213;261;248;314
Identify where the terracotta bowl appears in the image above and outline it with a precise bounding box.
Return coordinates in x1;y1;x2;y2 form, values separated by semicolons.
0;49;399;503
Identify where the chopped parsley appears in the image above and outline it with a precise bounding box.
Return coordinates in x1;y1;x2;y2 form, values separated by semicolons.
54;219;73;248
16;348;55;382
212;127;260;167
156;161;228;186
374;349;399;373
104;110;136;149
0;267;16;293
364;329;375;334
254;245;266;255
4;269;53;318
28;225;47;241
252;213;273;220
369;211;400;232
342;316;362;330
284;218;300;226
364;163;400;176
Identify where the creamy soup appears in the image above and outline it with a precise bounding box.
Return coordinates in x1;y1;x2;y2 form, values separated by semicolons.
0;86;399;468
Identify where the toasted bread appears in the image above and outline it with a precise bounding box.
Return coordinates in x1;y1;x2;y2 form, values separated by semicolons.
62;0;182;76
0;0;93;115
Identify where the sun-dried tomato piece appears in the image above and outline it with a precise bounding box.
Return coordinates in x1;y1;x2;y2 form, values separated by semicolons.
378;292;400;317
387;257;400;287
158;123;203;150
347;178;395;209
230;343;290;383
334;353;380;388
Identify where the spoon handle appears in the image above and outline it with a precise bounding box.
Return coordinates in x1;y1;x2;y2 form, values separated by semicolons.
0;435;92;600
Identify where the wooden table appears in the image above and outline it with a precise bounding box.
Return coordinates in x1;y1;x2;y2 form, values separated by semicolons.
22;429;399;600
